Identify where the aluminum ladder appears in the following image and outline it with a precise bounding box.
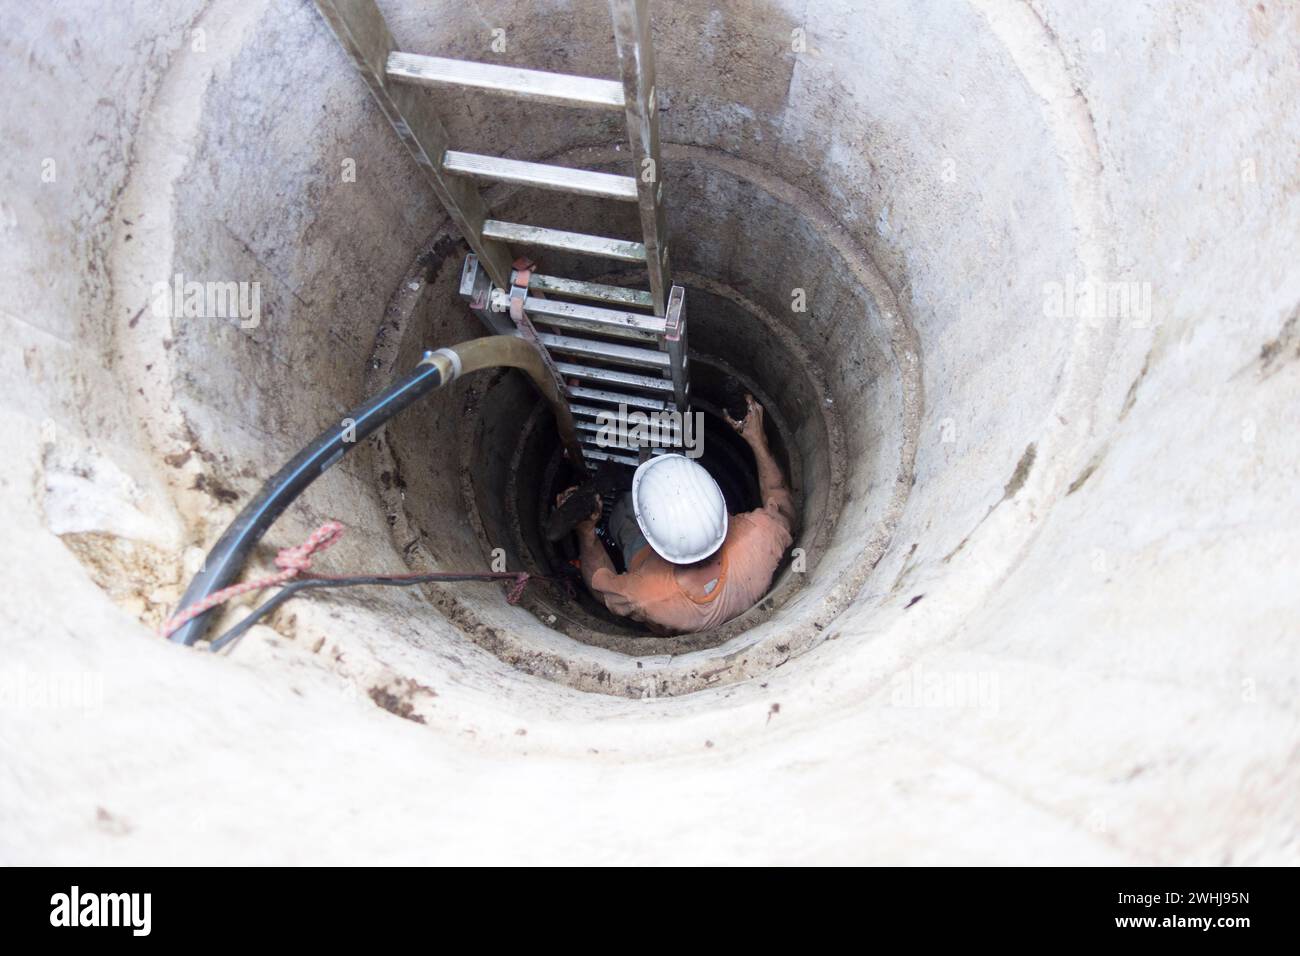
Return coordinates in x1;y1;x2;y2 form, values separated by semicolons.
313;0;689;471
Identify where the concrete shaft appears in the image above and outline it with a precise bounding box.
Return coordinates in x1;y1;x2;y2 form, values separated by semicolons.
2;0;1298;863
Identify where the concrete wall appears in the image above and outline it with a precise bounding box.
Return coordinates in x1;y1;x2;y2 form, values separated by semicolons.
2;0;1297;863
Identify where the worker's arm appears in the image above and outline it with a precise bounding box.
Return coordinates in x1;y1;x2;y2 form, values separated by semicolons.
554;486;643;619
554;487;617;588
577;514;617;590
578;512;649;620
727;395;797;533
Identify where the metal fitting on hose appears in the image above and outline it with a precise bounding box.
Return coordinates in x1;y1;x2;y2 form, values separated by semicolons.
418;337;584;467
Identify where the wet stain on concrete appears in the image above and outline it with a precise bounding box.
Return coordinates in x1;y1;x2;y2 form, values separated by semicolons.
943;442;1038;563
1259;304;1300;378
1003;443;1037;499
1067;454;1103;495
1121;350;1152;420
367;677;437;724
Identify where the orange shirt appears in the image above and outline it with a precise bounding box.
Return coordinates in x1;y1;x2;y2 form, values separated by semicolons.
589;491;794;634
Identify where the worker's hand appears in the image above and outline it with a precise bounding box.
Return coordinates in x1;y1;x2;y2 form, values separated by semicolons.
724;394;766;446
556;486;602;535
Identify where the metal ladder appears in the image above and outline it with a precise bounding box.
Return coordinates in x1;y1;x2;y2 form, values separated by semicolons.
314;0;689;471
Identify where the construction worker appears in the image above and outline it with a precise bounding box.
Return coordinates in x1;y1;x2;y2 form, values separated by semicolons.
558;395;795;634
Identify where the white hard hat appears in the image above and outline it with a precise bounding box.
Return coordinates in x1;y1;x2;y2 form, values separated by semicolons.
632;454;728;564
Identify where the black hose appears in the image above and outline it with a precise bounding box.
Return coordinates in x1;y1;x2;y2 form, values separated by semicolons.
167;358;443;646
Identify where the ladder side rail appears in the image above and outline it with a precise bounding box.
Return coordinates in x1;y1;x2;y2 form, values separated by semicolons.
610;0;672;316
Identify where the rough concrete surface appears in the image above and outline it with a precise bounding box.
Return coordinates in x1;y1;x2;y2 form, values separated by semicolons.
1;0;1297;864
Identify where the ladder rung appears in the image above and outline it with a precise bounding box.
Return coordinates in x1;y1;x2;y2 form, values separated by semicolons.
568;402;617;419
386;53;625;110
579;423;655;445
484;221;646;262
566;385;668;411
443;152;638;201
581;435;673;458
530;275;655;310
534;332;669;369
554;361;673;392
582;448;640;467
578;422;628;438
523;296;664;341
582;434;642;452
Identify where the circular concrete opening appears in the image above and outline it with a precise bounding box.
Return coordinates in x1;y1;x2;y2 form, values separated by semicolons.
13;0;1299;863
373;146;914;689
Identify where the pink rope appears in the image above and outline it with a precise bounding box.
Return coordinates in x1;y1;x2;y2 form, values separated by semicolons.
159;521;344;639
161;521;536;640
506;574;530;605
